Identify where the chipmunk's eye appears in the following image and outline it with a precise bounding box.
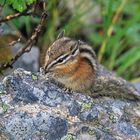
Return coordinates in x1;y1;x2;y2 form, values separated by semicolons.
57;58;64;63
57;54;69;64
71;49;76;55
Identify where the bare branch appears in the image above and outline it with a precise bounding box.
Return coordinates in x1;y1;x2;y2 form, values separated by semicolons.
0;11;35;23
9;37;22;47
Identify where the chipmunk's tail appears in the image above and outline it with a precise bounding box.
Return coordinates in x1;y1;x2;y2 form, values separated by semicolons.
91;76;140;101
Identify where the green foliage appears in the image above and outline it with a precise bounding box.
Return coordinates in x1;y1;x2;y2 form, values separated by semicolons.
116;46;140;75
0;0;140;82
87;0;140;81
0;0;36;12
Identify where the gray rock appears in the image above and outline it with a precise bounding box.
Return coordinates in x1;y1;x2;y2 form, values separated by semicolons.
134;82;140;92
0;68;140;140
12;43;40;72
0;23;17;36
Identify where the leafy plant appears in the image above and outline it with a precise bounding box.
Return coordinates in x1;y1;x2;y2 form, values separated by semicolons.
0;0;36;12
87;0;140;81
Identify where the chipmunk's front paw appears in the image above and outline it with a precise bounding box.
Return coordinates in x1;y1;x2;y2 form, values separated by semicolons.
40;67;45;75
63;87;74;94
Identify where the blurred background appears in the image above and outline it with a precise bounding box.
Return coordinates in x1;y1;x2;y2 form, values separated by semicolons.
0;0;140;83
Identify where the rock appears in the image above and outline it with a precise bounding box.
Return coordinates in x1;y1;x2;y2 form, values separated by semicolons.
0;23;18;36
0;68;140;140
134;82;140;92
12;43;40;72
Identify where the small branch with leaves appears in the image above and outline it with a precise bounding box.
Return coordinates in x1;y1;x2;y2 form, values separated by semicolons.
0;12;47;71
0;0;43;23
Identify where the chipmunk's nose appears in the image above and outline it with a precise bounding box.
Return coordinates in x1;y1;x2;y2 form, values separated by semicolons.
45;69;49;74
44;67;49;74
39;67;46;74
40;65;49;74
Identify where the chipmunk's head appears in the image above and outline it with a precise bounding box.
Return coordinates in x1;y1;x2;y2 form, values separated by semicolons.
44;36;80;76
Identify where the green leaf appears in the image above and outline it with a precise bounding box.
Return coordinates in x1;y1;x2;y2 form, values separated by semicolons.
6;0;14;5
88;32;104;45
2;0;36;11
0;0;5;5
116;46;140;75
12;0;26;12
26;0;36;5
107;13;140;70
104;0;114;33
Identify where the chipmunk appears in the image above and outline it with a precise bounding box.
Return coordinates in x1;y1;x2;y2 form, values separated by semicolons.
43;32;140;101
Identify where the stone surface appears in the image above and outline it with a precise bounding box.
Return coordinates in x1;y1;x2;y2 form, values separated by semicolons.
0;68;140;140
134;82;140;92
12;43;40;72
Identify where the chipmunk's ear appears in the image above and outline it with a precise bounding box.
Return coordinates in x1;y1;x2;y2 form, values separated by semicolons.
57;30;65;39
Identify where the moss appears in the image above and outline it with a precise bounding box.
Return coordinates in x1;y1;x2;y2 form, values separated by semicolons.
2;103;9;113
109;113;117;123
133;117;140;126
81;102;92;112
32;74;38;80
61;134;74;140
88;128;96;136
0;91;4;96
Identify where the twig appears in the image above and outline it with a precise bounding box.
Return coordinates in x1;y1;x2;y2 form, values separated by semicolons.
0;12;47;70
0;11;36;23
9;37;22;47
